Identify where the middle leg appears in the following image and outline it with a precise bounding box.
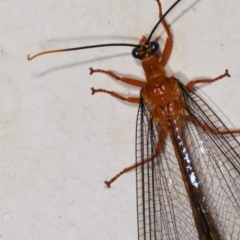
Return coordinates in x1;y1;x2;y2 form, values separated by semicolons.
186;69;230;90
91;88;140;103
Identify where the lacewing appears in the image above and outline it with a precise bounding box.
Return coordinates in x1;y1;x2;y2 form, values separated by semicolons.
28;0;240;239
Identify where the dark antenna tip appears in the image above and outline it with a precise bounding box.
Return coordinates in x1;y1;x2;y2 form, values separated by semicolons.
27;54;34;61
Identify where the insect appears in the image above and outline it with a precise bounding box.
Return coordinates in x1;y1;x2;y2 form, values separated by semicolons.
28;0;240;239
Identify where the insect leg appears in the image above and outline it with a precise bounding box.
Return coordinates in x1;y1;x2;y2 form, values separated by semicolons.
185;115;240;135
89;67;146;87
186;69;230;90
91;88;139;103
156;0;173;66
104;130;166;187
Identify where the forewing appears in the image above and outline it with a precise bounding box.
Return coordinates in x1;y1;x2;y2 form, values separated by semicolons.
136;97;198;240
179;81;240;239
136;82;240;240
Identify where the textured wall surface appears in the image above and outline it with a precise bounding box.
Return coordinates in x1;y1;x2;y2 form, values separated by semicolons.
0;0;240;239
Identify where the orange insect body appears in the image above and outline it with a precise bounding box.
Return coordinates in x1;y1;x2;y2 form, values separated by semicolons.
28;0;240;239
139;52;230;239
141;55;183;134
140;53;216;239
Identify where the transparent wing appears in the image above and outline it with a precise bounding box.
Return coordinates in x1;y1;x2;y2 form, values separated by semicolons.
136;83;240;240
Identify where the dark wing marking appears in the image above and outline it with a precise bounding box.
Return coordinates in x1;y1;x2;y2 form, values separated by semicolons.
136;82;240;240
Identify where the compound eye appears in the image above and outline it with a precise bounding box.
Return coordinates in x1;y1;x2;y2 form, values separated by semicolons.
132;47;140;59
150;41;159;54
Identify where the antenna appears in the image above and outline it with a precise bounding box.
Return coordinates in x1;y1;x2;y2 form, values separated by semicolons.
27;0;182;61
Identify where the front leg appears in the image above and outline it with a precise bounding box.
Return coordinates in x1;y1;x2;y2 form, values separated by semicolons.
156;0;173;66
91;88;139;103
89;67;146;88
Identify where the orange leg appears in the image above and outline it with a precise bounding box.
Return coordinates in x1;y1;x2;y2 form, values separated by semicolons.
186;115;240;135
104;130;166;187
91;88;139;103
156;0;173;66
186;69;230;90
89;67;146;88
